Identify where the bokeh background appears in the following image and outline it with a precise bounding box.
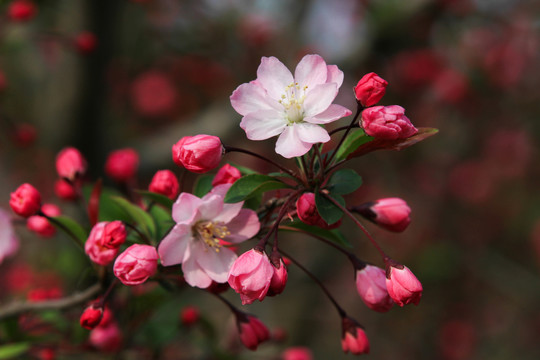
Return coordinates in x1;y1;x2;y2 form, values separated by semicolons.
1;0;540;359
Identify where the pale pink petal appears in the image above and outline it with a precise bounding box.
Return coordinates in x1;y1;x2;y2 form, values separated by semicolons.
305;104;352;124
182;254;213;288
172;193;202;224
326;65;344;88
275;125;312;158
240;110;287;140
294;54;328;90
158;224;192;266
224;209;261;243
208;183;232;197
256;57;294;101
230;82;281;116
213;202;244;224
295;123;331;144
303;83;338;117
197;193;225;221
196;244;238;283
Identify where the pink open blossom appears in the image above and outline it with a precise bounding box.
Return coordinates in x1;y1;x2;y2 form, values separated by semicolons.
158;184;260;288
228;249;274;305
230;54;351;158
0;208;19;264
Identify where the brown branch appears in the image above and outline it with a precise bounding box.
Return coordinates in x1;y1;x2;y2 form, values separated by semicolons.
0;283;102;320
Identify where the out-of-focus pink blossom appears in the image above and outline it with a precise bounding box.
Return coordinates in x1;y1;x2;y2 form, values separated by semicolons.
341;317;370;355
10;183;41;218
432;68;469;104
238;14;275;46
102;221;127;249
0;70;6;91
354;72;388;107
228;249;274;305
355;265;394;312
89;322;123;352
131;71;177;117
282;346;313;360
296;192;340;229
158;184;260;288
105;148;139;182
12;123;37;148
113;244;158;286
80;305;104;330
385;264;423;306
148;169;179;200
483;129;532;179
449;160;494;204
26;203;61;238
172;135;223;174
212;164;241;187
180;306;200;326
85;222;119;266
74;31;97;54
54;179;78;201
361;105;417;140
56;147;87;181
237;314;270;351
0;208;19;264
231;54;351;158
8;0;37;22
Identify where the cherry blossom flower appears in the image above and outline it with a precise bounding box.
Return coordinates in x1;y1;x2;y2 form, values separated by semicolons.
230;54;351;158
158;184;260;288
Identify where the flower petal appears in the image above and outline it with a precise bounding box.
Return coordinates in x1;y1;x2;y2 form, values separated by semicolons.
294;54;328;90
230;82;281;116
182;253;213;288
195;242;237;283
295;123;331;144
303;83;338;117
305;104;352;124
256;57;294;101
240;109;287;141
158;224;191;266
198;193;225;221
326;65;344;88
275;125;312;158
224;209;261;243
172;192;202;224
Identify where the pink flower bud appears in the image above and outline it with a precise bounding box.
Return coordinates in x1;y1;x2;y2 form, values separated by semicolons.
341;317;370;355
113;244;158;286
89;322;123;352
85;222;119;266
54;179;78;201
80;305;104;330
228;249;274;305
282;346;313;360
296;192;340;229
74;31;97;54
180;306;200;326
104;148;139;182
385;263;422;306
55;147;87;181
102;220;127;249
354;72;388;107
8;0;36;22
267;257;287;296
10;183;41;218
372;198;411;232
172;134;223;173
26;203;61;238
237;314;270;351
355;265;394;312
212;164;242;186
148;169;179;200
361;105;417;140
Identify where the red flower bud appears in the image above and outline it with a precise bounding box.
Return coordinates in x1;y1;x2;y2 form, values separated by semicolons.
354;72;388;107
282;346;313;360
237;314;270;351
267;257;287;297
172;134;223;173
361;105;417;140
212;163;241;186
180;306;200;326
26;203;61;238
102;220;127;248
148;169;179;200
56;147;87;181
354;198;411;232
113;244;158;286
385;263;422;306
341;317;370;355
105;148;139;182
80;305;104;330
54;179;78;201
74;31;97;54
228;249;274;305
8;0;37;22
10;183;41;218
355;265;394;312
296;192;340;229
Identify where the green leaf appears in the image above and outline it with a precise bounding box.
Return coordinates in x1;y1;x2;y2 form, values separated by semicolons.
335;129;374;162
224;174;290;203
0;343;30;359
136;190;174;210
50;215;88;244
231;163;259;175
284;221;352;248
327;169;363;195
149;204;174;240
110;196;156;240
315;192;345;225
193;175;214;198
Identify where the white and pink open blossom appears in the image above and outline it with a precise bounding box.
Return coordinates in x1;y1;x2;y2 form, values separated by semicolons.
230;54;352;158
158;184;260;288
0;208;19;264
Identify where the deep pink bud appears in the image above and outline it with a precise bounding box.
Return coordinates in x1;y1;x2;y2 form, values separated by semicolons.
102;221;127;249
237;314;270;351
74;31;97;54
56;147;87;181
80;305;104;330
341;317;370;355
26;203;61;238
296;192;340;229
172;134;223;173
113;244;158;285
54;179;78;201
85;222;119;266
282;346;313;360
228;249;274;305
385;263;423;306
105;148;139;182
10;183;41;218
354;72;388;107
361;105;417;140
8;0;36;22
267;257;287;296
180;306;200;326
373;198;411;232
212;164;241;186
148;169;179;200
355;265;394;312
